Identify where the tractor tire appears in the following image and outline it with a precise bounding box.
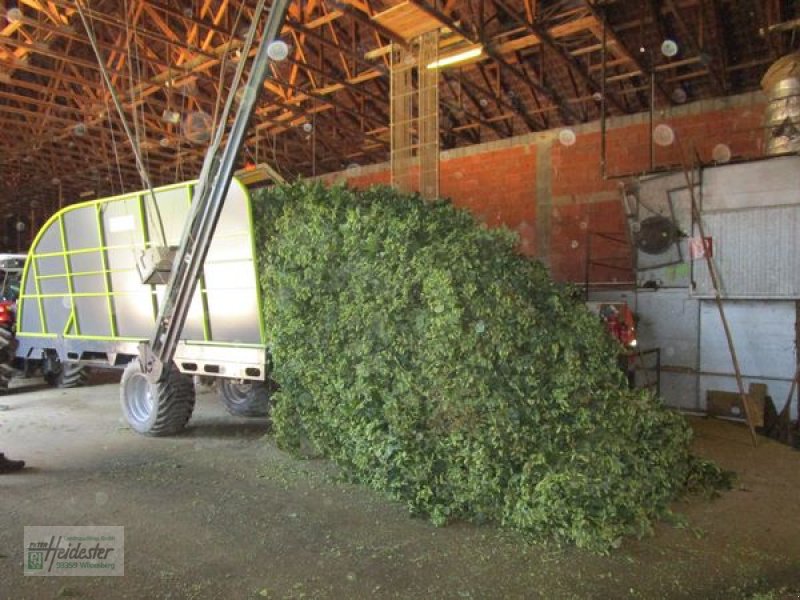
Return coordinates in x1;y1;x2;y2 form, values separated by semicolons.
0;328;16;390
45;362;88;389
218;379;273;417
120;360;196;436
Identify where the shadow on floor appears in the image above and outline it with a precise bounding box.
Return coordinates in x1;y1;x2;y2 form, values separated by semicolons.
184;419;272;440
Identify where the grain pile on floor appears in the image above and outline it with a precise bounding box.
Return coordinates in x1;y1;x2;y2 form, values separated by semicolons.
252;182;727;552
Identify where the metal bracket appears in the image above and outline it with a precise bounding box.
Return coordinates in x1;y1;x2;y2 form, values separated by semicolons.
137;246;177;285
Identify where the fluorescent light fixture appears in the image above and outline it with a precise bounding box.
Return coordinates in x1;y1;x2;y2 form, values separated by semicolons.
426;46;483;70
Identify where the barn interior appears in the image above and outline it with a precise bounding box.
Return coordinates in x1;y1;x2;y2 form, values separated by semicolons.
1;0;800;598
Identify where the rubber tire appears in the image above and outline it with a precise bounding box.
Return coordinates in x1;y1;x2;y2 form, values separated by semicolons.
218;379;273;417
0;328;15;390
120;360;196;436
45;362;88;389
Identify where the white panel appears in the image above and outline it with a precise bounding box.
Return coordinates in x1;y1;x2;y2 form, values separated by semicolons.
637;289;699;369
699;300;797;417
702;156;800;212
637;289;700;410
108;214;135;233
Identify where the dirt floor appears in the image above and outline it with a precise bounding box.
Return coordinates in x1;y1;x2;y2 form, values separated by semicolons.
1;374;799;600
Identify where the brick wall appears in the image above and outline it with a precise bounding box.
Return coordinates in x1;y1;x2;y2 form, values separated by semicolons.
320;92;766;283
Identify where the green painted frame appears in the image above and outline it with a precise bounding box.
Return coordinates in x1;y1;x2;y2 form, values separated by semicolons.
17;178;266;348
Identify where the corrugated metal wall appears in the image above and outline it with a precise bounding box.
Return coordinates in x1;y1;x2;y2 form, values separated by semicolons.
590;156;800;419
693;156;800;298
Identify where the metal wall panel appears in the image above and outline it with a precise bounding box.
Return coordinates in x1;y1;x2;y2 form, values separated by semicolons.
693;156;800;299
693;204;800;298
699;300;796;418
636;289;701;411
702;156;800;211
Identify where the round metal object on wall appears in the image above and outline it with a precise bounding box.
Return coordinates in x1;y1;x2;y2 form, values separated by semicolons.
634;215;679;255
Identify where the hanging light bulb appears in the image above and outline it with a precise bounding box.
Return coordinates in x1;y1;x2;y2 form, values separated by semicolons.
660;39;679;58
6;7;23;23
671;86;688;104
712;143;731;163
653;124;675;147
558;128;577;147
183;111;212;144
302;122;313;133
267;40;289;62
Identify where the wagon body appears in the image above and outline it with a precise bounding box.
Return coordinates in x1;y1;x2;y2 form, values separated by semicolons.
16;178;268;381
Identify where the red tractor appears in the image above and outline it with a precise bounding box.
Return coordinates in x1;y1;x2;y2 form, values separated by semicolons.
0;254;25;386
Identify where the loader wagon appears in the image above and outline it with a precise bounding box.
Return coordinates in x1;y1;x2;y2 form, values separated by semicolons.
15;178;272;434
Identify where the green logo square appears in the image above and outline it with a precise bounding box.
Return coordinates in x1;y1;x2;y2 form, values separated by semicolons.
27;550;44;570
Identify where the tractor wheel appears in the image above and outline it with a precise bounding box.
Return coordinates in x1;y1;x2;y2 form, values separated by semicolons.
0;328;16;390
218;379;273;417
120;360;196;436
44;360;88;389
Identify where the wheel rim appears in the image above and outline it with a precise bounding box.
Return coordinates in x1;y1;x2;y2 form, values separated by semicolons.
126;372;154;425
225;381;250;405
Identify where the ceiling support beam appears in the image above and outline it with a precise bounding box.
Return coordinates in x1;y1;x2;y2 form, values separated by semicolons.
662;0;726;92
492;0;628;115
408;0;579;124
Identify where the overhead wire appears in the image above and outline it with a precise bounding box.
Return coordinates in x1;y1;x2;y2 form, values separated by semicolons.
210;0;249;144
100;71;126;195
74;0;167;247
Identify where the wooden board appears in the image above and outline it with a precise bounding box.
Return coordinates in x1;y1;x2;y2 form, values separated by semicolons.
706;383;767;428
372;1;443;41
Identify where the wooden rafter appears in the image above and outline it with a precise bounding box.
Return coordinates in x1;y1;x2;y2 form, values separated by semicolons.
0;0;785;212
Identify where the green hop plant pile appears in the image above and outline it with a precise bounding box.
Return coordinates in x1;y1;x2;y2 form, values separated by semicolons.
251;181;727;553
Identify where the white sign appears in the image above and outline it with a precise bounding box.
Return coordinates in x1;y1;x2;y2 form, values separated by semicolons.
24;526;124;576
108;215;135;233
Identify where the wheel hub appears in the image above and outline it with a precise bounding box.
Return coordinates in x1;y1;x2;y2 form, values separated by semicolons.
126;373;154;424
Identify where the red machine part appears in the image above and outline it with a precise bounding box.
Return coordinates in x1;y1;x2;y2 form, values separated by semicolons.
594;302;637;349
0;300;14;330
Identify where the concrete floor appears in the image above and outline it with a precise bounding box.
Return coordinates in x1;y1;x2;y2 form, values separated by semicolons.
1;375;799;600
